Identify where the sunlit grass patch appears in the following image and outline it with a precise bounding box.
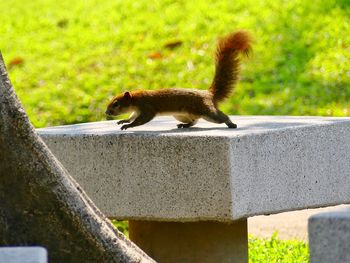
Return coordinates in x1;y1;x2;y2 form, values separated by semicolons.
249;232;308;263
1;0;349;127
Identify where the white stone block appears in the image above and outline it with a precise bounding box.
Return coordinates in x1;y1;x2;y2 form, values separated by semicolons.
0;247;47;263
38;116;350;221
309;208;350;263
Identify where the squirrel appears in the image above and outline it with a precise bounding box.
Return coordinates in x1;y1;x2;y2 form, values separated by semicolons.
105;30;252;130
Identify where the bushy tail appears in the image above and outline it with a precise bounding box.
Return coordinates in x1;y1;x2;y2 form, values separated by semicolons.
209;30;252;104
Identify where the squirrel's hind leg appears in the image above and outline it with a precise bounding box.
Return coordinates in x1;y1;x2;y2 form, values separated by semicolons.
203;110;237;128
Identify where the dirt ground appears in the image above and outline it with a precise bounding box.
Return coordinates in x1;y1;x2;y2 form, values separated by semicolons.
248;204;350;241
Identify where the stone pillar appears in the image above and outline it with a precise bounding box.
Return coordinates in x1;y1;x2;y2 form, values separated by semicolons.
129;220;248;263
309;208;350;263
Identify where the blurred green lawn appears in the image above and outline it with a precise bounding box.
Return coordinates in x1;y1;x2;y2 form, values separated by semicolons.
1;0;349;127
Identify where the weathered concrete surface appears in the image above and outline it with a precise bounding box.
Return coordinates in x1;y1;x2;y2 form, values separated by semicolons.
309;207;350;263
38;116;350;221
129;220;247;263
0;247;47;263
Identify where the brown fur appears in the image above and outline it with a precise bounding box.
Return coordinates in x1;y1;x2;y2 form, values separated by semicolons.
105;30;251;130
209;30;252;104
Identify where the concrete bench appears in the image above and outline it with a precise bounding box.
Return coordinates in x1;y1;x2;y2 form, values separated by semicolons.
38;116;350;263
0;247;47;263
309;207;350;263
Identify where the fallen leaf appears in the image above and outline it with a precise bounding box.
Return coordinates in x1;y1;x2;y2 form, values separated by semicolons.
163;40;183;49
8;57;24;68
147;52;163;59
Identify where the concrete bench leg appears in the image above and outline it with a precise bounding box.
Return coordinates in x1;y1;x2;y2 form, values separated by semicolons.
129;220;248;263
308;207;350;263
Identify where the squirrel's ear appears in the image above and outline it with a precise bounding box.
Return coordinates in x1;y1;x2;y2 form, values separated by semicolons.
124;91;132;100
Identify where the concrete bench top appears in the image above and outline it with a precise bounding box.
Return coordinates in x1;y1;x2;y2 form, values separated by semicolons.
38;116;350;222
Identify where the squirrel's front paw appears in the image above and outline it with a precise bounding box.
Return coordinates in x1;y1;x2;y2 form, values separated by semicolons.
117;120;129;125
121;125;129;130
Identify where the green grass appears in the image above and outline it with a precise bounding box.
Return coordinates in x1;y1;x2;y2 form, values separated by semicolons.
1;0;350;127
111;220;129;238
112;220;308;262
249;233;308;263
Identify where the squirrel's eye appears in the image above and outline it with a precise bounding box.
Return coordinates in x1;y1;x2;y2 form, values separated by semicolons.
112;101;119;107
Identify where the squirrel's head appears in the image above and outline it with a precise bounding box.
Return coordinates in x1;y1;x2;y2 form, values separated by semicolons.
105;91;133;116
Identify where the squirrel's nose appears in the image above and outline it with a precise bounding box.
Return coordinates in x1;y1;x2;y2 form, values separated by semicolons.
105;109;111;115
